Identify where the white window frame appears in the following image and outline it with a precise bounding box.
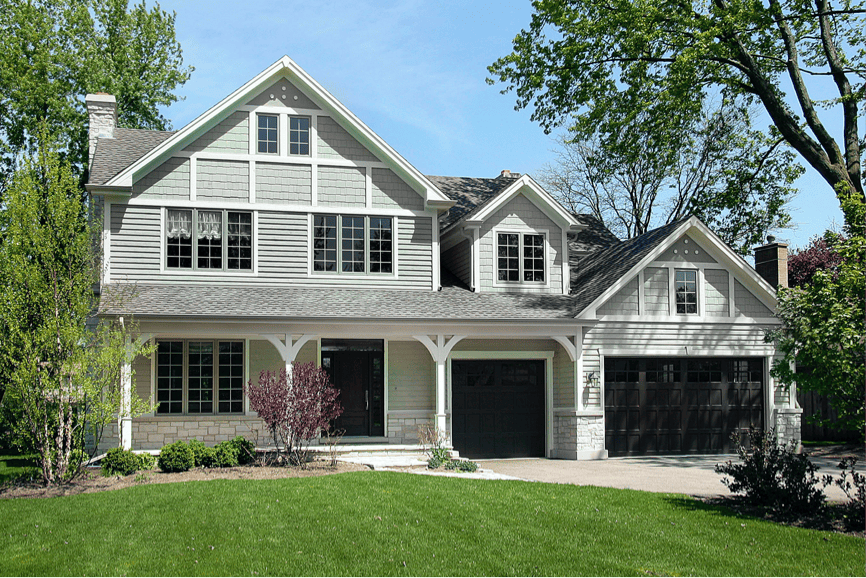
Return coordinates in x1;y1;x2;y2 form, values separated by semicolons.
288;115;311;156
492;228;550;289
161;208;256;275
673;268;699;315
308;213;398;278
256;113;279;155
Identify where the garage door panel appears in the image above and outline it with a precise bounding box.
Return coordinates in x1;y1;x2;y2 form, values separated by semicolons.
605;358;764;456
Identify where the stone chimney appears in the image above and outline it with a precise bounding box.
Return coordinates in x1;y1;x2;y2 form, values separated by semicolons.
754;235;788;290
85;93;117;166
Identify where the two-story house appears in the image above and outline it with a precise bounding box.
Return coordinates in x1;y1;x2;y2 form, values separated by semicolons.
86;56;801;460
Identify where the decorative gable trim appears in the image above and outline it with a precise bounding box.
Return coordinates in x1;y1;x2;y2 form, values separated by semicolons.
102;56;453;210
577;216;779;320
463;175;582;231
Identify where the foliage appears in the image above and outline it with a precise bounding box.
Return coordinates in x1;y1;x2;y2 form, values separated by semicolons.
0;0;193;186
100;447;141;476
212;442;239;468
788;236;843;288
136;452;156;471
768;190;865;435
244;363;342;467
489;0;864;206
226;436;256;466
322;427;345;467
824;457;866;530
715;427;827;516
157;441;194;473
417;423;453;469
540;101;799;254
445;459;480;473
187;439;241;468
188;439;212;468
0;138;154;485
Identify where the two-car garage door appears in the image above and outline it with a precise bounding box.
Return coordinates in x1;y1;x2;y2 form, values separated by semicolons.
604;357;764;456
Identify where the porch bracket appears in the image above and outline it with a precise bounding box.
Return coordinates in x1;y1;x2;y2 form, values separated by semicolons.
261;334;318;372
413;335;466;436
550;335;577;363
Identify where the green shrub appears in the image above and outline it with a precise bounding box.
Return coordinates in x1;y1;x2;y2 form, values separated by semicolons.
227;436;256;465
449;459;479;473
826;457;865;531
211;442;239;468
157;441;195;473
101;447;140;476
188;439;215;468
715;427;827;516
136;453;157;471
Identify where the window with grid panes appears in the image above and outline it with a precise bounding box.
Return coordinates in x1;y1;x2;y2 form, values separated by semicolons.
188;342;214;413
257;114;278;154
156;341;184;414
226;212;252;270
166;209;252;272
523;234;545;281
313;215;392;274
313;215;338;271
218;342;244;413
369;217;392;273
289;116;310;155
675;270;698;314
342;216;365;273
497;232;546;283
497;233;519;281
155;340;245;415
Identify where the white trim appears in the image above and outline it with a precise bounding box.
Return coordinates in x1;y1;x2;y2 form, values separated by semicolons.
249;160;256;203
310;114;318;160
239;104;322;116
448;349;556;458
729;272;736;317
126;196;430;218
171;149;391;170
432;215;439;291
148;337;156;417
463;175;580;230
278;112;288;158
103;200;112;284
471;228;480;291
561;228;570;295
364;166;372;208
393;216;400;278
247;111;256;156
594;315;780;324
383;338;389;437
491;227;551;290
599;346;776;356
637;269;645;315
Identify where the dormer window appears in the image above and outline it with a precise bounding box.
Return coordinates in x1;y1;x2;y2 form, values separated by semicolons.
497;232;546;283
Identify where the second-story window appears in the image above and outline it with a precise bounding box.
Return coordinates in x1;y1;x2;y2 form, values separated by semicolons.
257;114;278;154
289;116;310;155
313;215;392;275
497;232;546;284
166;209;253;272
675;269;698;314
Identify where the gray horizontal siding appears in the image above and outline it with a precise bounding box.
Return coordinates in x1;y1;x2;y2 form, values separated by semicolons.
398;216;433;287
388;341;433;411
132;158;189;200
110;204;161;279
585;321;772;352
318;166;365;207
184;111;248;153
371;168;423;211
317;116;379;163
197;159;249;201
256;163;311;204
441;238;471;287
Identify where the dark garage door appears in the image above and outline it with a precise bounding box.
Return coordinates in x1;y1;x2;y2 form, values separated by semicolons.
452;359;545;459
605;358;764;456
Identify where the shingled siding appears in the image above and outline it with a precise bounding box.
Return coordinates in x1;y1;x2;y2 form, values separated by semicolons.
316;116;379;163
734;279;774;317
196;159;249;201
256;163;312;204
371;168;424;211
477;194;564;293
245;78;321;109
388;341;434;411
441;238;471;287
184;111;248;153
110;204;161;278
318;166;365;207
132;157;189;199
598;276;639;315
643;267;669;315
705;269;729;317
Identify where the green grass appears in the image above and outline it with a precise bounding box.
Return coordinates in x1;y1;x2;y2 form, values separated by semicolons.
0;471;862;576
0;453;37;484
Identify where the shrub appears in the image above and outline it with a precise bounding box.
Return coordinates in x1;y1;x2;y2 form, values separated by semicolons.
101;447;141;476
188;439;216;468
826;457;865;531
157;441;195;473
227;436;256;465
136;453;157;471
715;427;827;516
212;442;239;468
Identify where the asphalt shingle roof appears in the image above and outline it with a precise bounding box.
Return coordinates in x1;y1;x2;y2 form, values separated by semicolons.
427;174;519;233
570;214;621;255
88;128;175;185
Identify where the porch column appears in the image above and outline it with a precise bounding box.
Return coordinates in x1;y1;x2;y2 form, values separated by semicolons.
120;358;132;450
261;333;318;379
413;335;466;438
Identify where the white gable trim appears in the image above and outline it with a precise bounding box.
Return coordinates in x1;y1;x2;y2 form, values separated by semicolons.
577;216;779;319
463;175;581;231
103;56;452;210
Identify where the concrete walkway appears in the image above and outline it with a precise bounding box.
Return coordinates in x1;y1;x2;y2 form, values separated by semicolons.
478;455;856;500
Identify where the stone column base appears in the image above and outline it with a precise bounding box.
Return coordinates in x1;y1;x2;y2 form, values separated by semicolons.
552;410;607;460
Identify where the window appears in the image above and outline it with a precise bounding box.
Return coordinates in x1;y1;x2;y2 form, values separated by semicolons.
289;116;310;155
497;232;546;283
675;269;698;314
313;215;392;274
166;209;252;272
156;340;245;415
257;114;278;154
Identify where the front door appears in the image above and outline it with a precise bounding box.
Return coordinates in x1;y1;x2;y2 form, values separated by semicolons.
321;340;384;437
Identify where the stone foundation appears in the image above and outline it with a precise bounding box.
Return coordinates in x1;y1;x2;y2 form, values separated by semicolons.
387;412;435;445
553;411;607;460
774;407;803;450
95;415;268;453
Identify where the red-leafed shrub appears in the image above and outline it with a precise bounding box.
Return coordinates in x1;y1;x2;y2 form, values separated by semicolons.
245;362;342;466
788;236;842;287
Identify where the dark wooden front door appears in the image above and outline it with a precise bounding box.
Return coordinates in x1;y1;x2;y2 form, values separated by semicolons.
322;348;384;437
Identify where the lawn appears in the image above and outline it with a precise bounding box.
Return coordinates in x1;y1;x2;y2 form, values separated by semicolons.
0;453;37;484
0;471;862;576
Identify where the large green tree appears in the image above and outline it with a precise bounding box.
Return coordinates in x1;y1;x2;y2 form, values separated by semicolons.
0;0;192;186
488;0;864;206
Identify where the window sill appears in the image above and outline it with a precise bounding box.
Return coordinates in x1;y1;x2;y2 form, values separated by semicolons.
161;270;257;276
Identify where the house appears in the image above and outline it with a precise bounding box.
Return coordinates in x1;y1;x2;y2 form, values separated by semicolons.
85;56;801;459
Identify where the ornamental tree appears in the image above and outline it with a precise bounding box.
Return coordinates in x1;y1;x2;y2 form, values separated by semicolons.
245;363;342;466
788;236;843;287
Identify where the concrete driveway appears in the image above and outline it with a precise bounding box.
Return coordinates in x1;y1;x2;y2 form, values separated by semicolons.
479;455;855;500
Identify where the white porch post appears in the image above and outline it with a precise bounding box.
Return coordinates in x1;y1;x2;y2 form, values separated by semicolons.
413;334;466;441
261;333;318;379
120;358;132;450
435;354;447;433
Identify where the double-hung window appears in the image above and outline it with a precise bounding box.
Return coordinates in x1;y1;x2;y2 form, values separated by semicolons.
257;114;278;154
313;215;393;274
675;269;698;314
156;340;245;415
289;117;310;155
497;232;546;283
166;209;252;272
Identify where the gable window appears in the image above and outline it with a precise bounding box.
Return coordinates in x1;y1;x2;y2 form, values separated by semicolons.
156;340;245;415
675;269;698;314
257;114;278;154
289;116;310;155
313;215;392;274
497;232;546;283
166;209;252;272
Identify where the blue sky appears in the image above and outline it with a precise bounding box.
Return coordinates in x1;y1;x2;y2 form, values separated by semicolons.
155;0;849;249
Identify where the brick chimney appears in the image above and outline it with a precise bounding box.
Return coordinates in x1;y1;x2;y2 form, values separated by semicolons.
754;235;788;290
85;93;117;166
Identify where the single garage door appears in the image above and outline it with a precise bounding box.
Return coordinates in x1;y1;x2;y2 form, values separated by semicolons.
605;358;764;456
451;359;545;459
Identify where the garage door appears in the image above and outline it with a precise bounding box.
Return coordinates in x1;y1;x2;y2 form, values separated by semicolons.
604;358;763;456
451;360;545;459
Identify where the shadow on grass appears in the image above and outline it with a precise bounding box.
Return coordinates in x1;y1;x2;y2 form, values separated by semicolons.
661;494;757;521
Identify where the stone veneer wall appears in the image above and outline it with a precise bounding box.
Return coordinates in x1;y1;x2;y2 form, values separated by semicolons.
387;412;435;445
553;412;606;460
774;408;803;449
96;416;268;453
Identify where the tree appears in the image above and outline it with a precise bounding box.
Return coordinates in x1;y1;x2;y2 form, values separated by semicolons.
768;190;865;437
0;0;192;186
787;235;843;287
0;138;154;484
245;363;343;466
540;99;801;253
488;0;864;207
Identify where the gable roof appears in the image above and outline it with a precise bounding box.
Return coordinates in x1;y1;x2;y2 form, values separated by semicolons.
428;174;520;232
89;128;175;185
